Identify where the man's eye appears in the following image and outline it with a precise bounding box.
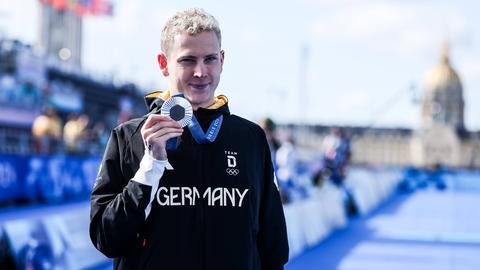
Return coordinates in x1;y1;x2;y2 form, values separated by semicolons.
205;57;217;64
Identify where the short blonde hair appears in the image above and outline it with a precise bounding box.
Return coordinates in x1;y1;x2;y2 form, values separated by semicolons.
161;8;222;57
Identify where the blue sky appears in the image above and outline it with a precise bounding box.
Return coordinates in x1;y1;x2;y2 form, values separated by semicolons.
1;0;479;129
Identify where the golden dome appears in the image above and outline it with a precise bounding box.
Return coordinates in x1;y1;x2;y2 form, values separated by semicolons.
424;42;461;90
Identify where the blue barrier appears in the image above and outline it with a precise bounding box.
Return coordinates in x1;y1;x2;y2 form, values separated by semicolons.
0;154;101;204
284;167;402;260
0;202;112;270
0;154;24;202
0;153;106;269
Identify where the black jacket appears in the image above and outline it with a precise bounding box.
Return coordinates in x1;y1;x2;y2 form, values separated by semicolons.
89;93;289;270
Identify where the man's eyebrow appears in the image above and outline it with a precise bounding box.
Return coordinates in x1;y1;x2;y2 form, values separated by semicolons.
177;53;218;61
204;53;218;58
177;55;197;61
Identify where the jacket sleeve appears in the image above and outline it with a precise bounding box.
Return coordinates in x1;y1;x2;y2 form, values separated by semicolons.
257;137;289;270
89;129;152;258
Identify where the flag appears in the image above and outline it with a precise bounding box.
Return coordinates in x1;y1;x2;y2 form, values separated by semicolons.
90;0;113;16
51;0;67;10
38;0;113;17
75;0;91;16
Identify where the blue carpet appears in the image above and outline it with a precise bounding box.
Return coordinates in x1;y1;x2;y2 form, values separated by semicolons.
286;189;480;270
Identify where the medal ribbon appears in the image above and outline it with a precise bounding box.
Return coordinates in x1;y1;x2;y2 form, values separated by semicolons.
188;114;223;144
165;94;223;149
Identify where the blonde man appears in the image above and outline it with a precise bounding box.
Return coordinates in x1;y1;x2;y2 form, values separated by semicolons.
90;8;288;270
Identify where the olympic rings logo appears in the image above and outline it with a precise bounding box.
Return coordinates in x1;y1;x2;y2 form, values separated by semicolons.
226;168;239;176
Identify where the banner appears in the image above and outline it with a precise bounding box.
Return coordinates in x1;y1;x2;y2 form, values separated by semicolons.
39;0;113;17
0;154;101;204
0;155;23;202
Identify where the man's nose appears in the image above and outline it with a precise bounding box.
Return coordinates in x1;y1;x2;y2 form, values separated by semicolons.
193;63;207;78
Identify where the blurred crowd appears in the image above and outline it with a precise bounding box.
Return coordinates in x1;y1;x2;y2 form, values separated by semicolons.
31;107;109;155
0;75;42;109
260;118;355;211
0;72;110;155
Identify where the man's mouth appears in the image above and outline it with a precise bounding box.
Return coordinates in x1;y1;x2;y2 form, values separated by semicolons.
189;83;210;90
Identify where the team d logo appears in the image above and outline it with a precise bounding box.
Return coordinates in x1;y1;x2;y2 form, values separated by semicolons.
225;150;239;176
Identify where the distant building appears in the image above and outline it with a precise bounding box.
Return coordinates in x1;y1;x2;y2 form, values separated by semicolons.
293;43;480;168
38;0;114;71
40;3;83;70
0;38;144;154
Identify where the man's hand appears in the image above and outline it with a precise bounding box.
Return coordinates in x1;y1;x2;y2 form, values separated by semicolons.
141;115;183;160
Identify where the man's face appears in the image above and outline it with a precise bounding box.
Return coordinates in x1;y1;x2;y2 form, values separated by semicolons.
158;31;224;109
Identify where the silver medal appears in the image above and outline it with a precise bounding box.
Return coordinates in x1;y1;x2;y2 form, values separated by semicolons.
160;96;193;128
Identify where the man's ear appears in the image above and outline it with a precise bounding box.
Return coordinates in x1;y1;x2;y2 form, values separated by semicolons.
157;53;169;76
220;50;225;70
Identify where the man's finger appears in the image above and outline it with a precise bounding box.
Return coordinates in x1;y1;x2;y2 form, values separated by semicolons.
142;117;181;136
142;122;183;139
150;131;184;146
143;114;175;129
145;127;183;145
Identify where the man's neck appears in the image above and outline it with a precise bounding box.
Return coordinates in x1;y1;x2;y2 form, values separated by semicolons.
192;100;216;111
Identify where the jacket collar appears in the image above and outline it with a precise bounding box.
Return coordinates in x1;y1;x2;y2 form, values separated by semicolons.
144;90;230;116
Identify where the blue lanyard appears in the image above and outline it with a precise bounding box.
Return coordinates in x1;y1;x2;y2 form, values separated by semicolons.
188;114;223;144
167;114;223;149
165;94;223;149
